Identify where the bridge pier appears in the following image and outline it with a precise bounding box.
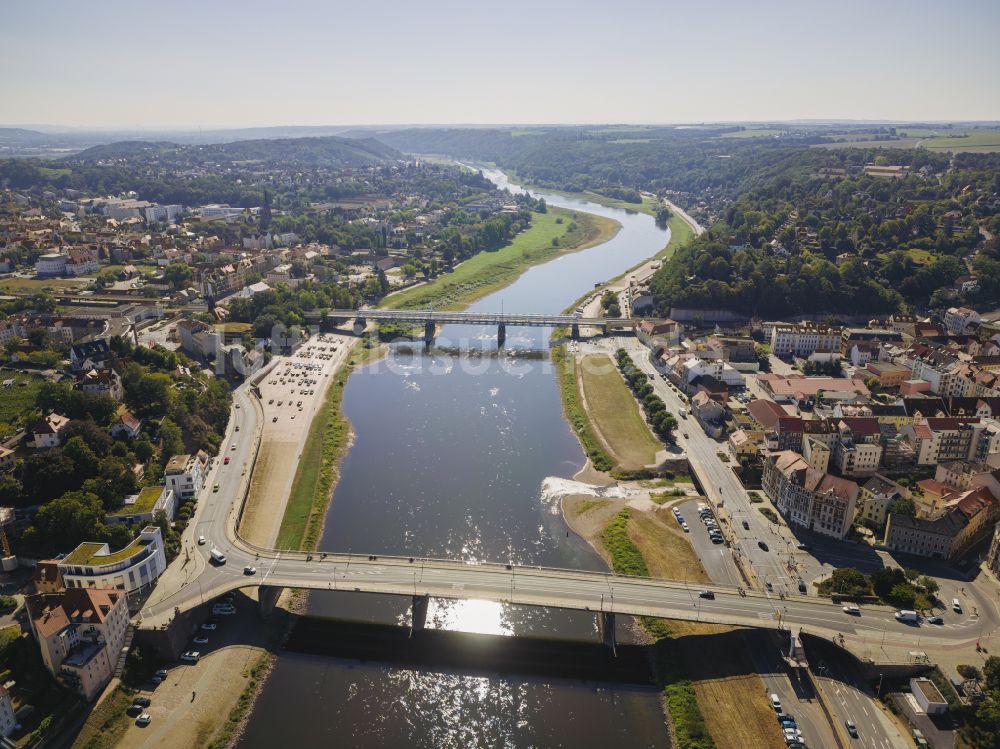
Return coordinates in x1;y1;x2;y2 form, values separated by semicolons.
259;585;283;617
571;323;580;340
353;318;366;335
599;611;617;655
497;323;506;347
424;320;436;344
410;594;429;636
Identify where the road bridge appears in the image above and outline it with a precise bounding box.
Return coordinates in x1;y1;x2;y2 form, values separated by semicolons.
137;349;999;666
327;308;651;343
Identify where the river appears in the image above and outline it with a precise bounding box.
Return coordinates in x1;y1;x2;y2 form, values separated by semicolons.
238;170;672;748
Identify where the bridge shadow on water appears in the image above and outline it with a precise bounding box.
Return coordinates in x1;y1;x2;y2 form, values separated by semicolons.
284;616;656;686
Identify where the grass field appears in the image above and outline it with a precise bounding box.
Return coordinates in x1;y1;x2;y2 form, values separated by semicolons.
578;354;661;470
0;371;44;440
720;128;786;139
384;206;620;312
592;508;785;749
553;346;615;473
213;322;253;333
921;130;1000;152
0;276;87;293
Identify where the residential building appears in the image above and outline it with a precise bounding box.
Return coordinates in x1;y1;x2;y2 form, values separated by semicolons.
770;322;842;358
0;445;15;472
728;428;766;460
944;307;981;335
110;410;143;440
164;453;205;500
64;249;99;276
0;685;16;738
70;339;111;372
904;418;984;465
35;252;67;277
25;587;129;701
33;559;64;593
107;486;176;526
58;526;167;602
857;474;906;529
76;368;123;401
32;412;70;449
865;361;910;389
690;391;725;438
884;486;997;559
988;525;1000;579
762;450;858;539
176;318;220;360
841;328;904;366
758;373;870;404
802;437;831;474
638;319;682;346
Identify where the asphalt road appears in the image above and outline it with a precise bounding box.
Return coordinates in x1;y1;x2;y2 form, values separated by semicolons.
675;499;742;586
746;631;838;749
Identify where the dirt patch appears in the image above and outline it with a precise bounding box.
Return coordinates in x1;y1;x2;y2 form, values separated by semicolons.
240;440;298;546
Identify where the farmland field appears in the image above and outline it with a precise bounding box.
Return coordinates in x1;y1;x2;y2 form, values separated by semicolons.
720;128;786;138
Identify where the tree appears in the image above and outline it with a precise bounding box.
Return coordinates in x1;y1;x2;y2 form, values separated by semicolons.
889;497;916;518
32;491;105;553
159;418;184;464
162;262;193;290
826;567;870;598
985;656;1000;693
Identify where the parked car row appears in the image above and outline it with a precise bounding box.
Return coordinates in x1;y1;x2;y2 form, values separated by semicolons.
770;695;807;747
697;503;724;544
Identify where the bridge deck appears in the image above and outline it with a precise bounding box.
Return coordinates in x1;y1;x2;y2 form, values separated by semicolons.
327;309;647;327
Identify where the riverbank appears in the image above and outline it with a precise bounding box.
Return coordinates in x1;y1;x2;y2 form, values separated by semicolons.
383;205;620;312
562;496;786;749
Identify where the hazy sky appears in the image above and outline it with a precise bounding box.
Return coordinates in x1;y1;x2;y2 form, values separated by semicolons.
1;0;998;129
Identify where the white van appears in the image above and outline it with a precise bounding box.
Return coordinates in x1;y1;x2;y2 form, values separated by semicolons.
210;548;227;565
770;693;782;711
894;610;919;623
953;598;962;614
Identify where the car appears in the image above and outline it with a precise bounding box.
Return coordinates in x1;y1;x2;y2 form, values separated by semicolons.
230;444;236;451
742;520;750;530
698;590;715;599
798;580;807;593
244;565;257;575
783;729;803;740
136;713;152;726
843;604;861;615
273;416;278;422
675;515;684;524
193;635;209;644
796;543;810;551
180;651;200;662
268;399;274;405
710;535;723;544
683;433;689;438
758;541;770;552
778;717;796;728
127;704;144;717
927;615;944;625
681;523;690;532
213;605;236;615
133;697;151;707
200;623;217;631
155;668;168;680
845;719;859;738
235;425;240;432
235;403;240;409
224;456;231;465
770;693;782;711
213;483;219;493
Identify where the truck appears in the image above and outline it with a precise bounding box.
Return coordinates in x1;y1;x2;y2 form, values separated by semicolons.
210;548;227;565
894;609;919;623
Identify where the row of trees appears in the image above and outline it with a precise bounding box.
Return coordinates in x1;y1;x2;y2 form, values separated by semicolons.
615;349;677;442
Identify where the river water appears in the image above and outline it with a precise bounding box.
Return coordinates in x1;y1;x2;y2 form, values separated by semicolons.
238;170;672;748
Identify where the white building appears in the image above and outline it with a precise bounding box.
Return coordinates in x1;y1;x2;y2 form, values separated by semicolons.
26;587;130;701
143;204;183;224
0;685;16;738
32;412;70;450
107;486;176;526
58;526;167;602
164;453;205;500
770;323;842;358
944;307;981;335
35;252;67;277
